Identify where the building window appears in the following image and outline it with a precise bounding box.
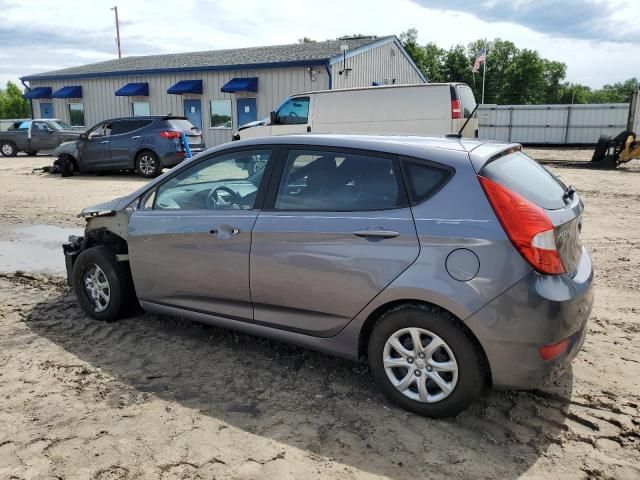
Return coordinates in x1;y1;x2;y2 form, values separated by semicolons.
68;102;85;126
210;99;232;129
132;101;151;116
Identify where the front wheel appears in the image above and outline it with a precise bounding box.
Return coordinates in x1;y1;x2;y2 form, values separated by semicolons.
368;304;486;418
135;151;161;178
1;142;17;157
72;246;136;322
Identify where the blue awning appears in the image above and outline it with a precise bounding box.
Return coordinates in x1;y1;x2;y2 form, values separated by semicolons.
221;77;258;93
115;82;149;96
52;85;83;98
23;87;52;99
167;80;203;95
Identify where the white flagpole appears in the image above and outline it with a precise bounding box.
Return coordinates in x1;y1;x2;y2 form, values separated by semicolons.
481;41;487;105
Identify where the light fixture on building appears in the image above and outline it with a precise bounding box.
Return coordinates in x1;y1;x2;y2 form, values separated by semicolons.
338;42;352;76
307;67;318;82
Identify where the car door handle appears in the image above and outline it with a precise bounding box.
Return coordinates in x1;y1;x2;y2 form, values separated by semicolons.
353;228;400;239
209;225;240;237
131;135;141;139
100;140;109;144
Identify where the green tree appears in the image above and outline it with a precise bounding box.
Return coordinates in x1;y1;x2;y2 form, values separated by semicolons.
542;60;567;103
558;83;592;104
400;29;445;82
442;45;472;85
0;81;30;119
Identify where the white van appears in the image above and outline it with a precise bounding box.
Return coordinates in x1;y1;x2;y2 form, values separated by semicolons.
234;83;478;140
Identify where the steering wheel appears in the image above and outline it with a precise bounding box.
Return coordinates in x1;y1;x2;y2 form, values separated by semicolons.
206;186;241;209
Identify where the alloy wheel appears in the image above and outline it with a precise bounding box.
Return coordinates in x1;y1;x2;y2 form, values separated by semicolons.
2;144;14;156
138;155;156;176
383;327;458;403
83;264;111;313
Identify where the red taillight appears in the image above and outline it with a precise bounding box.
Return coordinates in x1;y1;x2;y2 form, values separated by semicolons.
539;338;570;361
478;176;565;275
160;130;181;139
451;99;461;119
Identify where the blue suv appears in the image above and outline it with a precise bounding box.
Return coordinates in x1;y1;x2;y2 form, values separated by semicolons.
53;116;205;178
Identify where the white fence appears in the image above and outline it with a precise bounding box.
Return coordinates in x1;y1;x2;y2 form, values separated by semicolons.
478;103;629;145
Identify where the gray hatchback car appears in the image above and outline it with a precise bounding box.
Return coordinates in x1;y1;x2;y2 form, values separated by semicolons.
62;135;593;417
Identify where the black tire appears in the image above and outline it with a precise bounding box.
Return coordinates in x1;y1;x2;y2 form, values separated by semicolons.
1;142;18;157
135;151;162;178
591;134;611;163
368;304;486;418
72;246;136;322
25;150;39;156
59;155;74;177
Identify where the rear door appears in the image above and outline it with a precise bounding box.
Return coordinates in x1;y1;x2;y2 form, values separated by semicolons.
479;151;583;276
250;146;420;337
109;119;153;168
30;121;58;149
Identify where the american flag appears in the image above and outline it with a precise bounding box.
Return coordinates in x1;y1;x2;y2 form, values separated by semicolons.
472;48;486;73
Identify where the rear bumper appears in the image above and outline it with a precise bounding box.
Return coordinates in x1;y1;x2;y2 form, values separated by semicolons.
162;144;205;167
465;247;594;389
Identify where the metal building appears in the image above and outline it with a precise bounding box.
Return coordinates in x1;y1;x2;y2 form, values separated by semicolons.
20;36;425;147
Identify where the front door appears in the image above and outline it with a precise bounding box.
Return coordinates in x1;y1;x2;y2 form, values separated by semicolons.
250;147;420;337
270;96;311;136
80;121;113;171
183;99;202;130
40;103;54;119
127;148;275;320
236;98;257;127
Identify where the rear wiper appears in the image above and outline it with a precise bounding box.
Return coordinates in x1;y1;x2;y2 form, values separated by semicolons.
562;185;576;201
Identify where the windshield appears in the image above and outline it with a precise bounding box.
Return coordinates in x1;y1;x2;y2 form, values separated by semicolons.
50;120;74;130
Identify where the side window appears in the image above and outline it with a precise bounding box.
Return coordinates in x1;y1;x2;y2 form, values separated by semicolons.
32;121;51;131
110;120;152;135
403;161;452;204
154;149;272;210
276;97;309;125
275;149;403;211
87;122;111;139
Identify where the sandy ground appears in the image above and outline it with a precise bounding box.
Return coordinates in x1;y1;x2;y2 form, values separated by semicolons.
0;153;639;479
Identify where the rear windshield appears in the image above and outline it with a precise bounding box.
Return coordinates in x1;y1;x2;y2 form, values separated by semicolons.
165;119;199;132
480;151;567;210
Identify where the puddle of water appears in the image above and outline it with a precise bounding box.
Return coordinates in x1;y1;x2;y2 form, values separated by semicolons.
0;224;84;275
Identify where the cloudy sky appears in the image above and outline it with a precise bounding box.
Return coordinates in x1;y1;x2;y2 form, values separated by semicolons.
1;0;638;89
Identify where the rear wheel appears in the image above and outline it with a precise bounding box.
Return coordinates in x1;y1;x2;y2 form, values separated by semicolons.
135;151;161;178
59;155;75;177
72;246;136;322
368;304;485;418
1;142;17;157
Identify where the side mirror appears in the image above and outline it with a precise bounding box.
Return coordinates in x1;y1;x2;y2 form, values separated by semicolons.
269;111;278;125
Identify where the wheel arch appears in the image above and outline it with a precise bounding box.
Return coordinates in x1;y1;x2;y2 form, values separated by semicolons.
134;147;160;164
357;299;492;386
58;152;79;171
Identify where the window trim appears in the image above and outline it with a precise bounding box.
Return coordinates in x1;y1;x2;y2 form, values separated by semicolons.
399;156;455;206
263;145;409;213
209;99;233;130
146;145;282;211
131;101;151;117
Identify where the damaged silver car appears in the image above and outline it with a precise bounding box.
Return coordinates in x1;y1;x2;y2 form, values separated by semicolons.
63;134;593;418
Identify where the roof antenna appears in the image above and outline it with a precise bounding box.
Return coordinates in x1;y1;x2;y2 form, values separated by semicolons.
446;102;480;139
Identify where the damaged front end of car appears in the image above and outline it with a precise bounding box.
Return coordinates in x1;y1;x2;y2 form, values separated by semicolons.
62;197;135;285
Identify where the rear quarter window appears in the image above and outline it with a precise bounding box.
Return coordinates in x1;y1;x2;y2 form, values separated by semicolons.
402;160;453;204
480;151;567;210
165;119;199;131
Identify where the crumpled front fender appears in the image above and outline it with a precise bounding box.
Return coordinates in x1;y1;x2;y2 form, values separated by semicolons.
53;140;81;159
